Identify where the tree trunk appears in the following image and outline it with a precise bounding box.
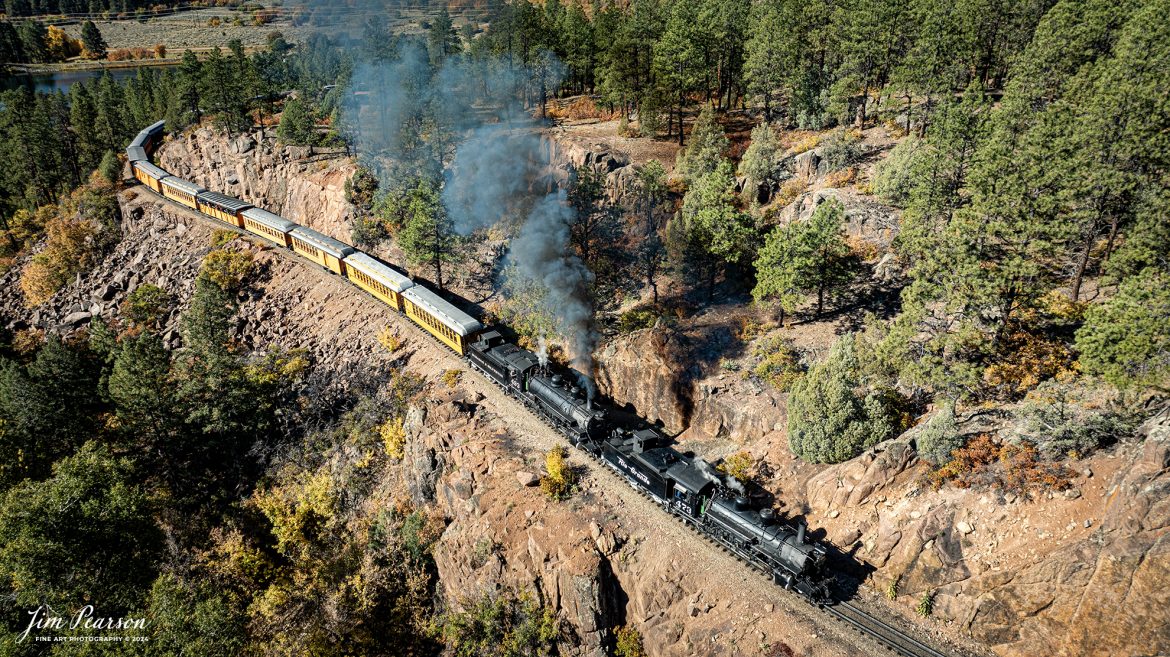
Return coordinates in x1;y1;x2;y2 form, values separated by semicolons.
1070;226;1098;303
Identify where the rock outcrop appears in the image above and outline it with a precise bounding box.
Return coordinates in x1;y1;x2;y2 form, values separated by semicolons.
156;127;357;244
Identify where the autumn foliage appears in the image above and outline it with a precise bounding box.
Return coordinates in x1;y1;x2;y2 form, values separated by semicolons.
929;434;1072;497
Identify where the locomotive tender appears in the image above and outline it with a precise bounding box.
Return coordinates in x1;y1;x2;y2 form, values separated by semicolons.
126;120;831;602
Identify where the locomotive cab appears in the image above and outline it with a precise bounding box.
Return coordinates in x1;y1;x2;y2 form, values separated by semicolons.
665;460;716;519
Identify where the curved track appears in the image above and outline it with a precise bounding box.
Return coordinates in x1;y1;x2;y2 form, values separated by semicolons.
133;168;960;657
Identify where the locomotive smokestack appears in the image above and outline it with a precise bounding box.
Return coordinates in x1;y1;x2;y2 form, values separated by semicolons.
796;522;806;544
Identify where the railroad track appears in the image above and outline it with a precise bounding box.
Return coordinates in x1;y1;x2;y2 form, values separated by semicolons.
823;600;950;657
144;188;957;657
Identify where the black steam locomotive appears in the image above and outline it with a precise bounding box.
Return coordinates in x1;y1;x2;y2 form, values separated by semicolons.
468;331;830;600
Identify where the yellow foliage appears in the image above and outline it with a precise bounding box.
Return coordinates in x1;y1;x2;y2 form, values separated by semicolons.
377;327;403;353
201;248;255;290
983;329;1074;398
245;348;309;387
824;166;857;188
202;527;274;586
775;176;807;208
11;329;43;356
752;336;804;391
540;446;575;501
1042;289;1088;322
614;625;647;657
441;369;462;389
45;25;82;61
787;132;822;154
846;234;880;261
380;416;407;460
717;451;755;483
254;469;337;559
210;229;237;248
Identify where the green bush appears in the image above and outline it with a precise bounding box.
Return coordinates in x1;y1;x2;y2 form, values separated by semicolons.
615;624;646;657
752;336;804;391
914;401;963;465
437;590;559;657
818;129;860;172
788;333;906;463
617;307;658;334
871;137;921;207
1013;380;1142;459
122;283;172;327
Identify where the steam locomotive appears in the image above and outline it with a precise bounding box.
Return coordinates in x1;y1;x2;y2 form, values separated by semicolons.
468;330;830;599
127;120;832;603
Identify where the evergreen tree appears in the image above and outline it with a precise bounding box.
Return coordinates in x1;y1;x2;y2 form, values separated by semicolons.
398;178;460;290
79;19;106;60
634;160;668;304
675;105;728;182
0;21;24;65
753;198;856;322
788;333;903;463
676;160;753;299
0;441;161;612
98;149;120;185
653;0;704;145
743;1;785;120
427;6;460;65
16;20;47;64
277;96;316;146
1076;269;1170;391
738;122;783;195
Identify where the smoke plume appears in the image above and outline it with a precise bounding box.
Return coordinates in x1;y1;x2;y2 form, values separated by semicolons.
342;38;597;388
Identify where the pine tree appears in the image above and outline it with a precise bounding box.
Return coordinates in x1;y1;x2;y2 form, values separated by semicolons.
634;160;668;304
276;96;316;146
753;198;855;322
80;19;106;60
677;160;753;299
398;178;460;290
427;6;460;65
738;122;783;195
743;1;785;119
653;0;704;145
675;105;728;182
16;20;47;64
1076;269;1170;391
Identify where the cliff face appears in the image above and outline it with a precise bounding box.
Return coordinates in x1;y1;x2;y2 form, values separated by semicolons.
1;187;894;657
156;127;357;244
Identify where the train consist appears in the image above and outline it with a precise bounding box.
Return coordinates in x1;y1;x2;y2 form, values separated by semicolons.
126;120;831;602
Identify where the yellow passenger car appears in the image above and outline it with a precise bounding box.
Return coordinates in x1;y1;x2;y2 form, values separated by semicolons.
241;208;295;248
133;161;169;193
402;286;483;355
342;252;414;310
290;227;355;275
160;176;205;210
196;191;252;228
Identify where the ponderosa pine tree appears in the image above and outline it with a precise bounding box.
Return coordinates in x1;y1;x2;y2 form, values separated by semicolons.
676;160;753;299
675;105;729;183
753;198;855;323
398;178;460;290
79;20;106;60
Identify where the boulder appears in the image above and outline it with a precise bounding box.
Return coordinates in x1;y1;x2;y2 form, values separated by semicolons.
516;471;539;487
62;311;91;326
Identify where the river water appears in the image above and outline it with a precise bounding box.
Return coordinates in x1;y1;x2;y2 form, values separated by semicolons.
1;64;175;94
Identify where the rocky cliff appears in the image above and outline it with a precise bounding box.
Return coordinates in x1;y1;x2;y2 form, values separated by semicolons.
156;127;357;244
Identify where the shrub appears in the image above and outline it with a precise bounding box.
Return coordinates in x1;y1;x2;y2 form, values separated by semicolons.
871;137;921;207
436;590;558;656
717;452;755;484
20;182;119;307
788;334;906;463
377;328;402;353
774;176;807;208
929;434;1072;496
614;625;646;657
885;576;899;601
982;327;1074;399
441;369;463;389
914;402;963;465
752;336;804;391
380;416;406;459
823;166;856;188
122;284;172;327
819;130;860;172
200;248;255;291
739;123;783;190
1013;380;1141;459
540;446;576;501
617;307;658;334
210;229;237;248
917;590;934;618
